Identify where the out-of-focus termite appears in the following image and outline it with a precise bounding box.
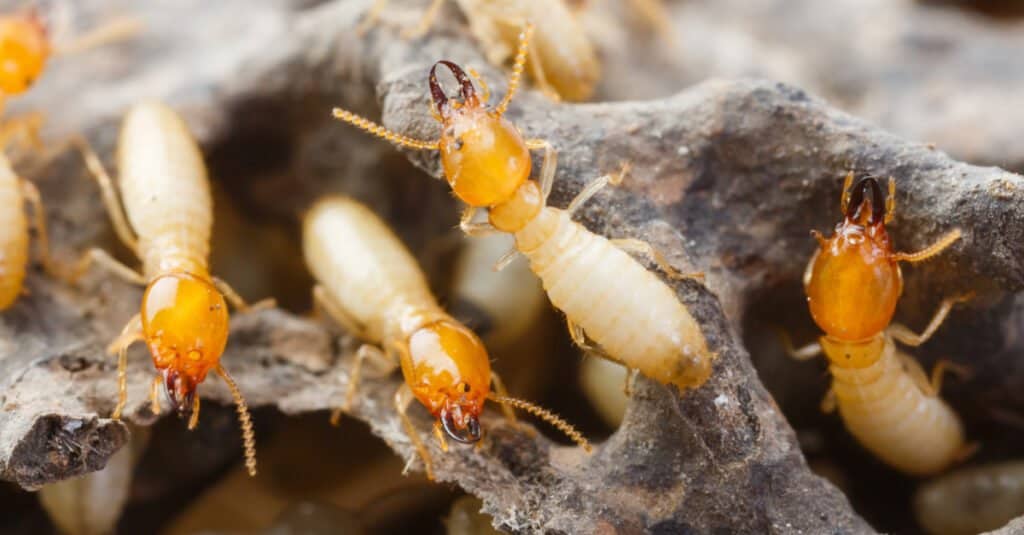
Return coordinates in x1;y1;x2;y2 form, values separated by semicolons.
0;151;54;310
785;172;970;476
914;460;1024;535
0;9;139;310
303;195;590;479
331;25;714;392
361;0;600;101
72;101;266;476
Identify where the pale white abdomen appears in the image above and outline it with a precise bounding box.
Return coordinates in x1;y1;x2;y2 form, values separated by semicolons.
514;207;712;389
831;336;964;476
117;102;211;278
303;196;441;343
0;154;28;310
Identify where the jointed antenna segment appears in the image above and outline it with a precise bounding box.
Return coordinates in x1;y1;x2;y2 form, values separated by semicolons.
332;108;439;150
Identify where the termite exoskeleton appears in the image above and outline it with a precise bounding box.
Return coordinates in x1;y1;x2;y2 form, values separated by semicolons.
72;101;265;476
362;0;600;101
332;25;714;392
785;172;971;476
303;195;590;479
914;460;1024;535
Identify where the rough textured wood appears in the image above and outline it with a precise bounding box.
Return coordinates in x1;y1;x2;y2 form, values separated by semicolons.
3;0;1024;533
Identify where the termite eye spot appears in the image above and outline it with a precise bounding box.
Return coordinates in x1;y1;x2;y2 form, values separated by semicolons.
454;137;464;150
460;382;471;393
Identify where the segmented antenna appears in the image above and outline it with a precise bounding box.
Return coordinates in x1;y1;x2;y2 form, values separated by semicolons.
494;23;534;117
489;394;592;452
331;108;439;150
216;365;258;476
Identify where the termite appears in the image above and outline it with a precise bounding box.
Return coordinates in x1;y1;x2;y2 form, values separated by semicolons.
331;25;714;392
303;195;590;479
0;8;140;309
361;0;600;101
785;172;970;476
72;101;264;476
914;460;1024;535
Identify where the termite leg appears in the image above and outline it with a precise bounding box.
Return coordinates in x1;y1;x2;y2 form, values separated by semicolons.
432;420;450;452
400;0;446;39
891;228;962;263
109;314;143;420
566;162;631;216
460;206;498;237
524;138;557;203
148;375;162;416
313;284;368;339
776;330;823;361
489;371;519;428
491;247;519;272
0;112;44;154
331;344;393;426
525;35;560;102
395;383;435;480
74;138;139;252
888;294;971;347
566;316;612;360
52;16;142;56
212;276;275;312
610;238;703;281
820;387;837;414
356;0;388;35
623;367;638;397
18;179;58;277
71;248;146;286
898;351;937;397
187;395;201;430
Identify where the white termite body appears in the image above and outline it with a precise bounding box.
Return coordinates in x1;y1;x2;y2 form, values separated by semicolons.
829;335;964;477
914;460;1024;535
512;205;712;390
0;153;28;309
117;102;212;278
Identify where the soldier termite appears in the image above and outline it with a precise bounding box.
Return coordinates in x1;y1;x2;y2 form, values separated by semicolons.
361;0;600;101
914;460;1024;535
303;195;591;479
72;101;267;476
331;25;714;393
784;172;971;476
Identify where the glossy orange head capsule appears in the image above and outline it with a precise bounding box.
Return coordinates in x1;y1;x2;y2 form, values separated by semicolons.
404;319;491;443
0;12;49;96
805;176;902;341
429;60;532;209
141;272;229;416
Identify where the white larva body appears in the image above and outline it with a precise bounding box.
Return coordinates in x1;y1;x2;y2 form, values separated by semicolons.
914;460;1024;535
0;153;28;310
303;197;442;342
117;101;212;277
830;335;964;476
456;0;599;101
515;206;711;389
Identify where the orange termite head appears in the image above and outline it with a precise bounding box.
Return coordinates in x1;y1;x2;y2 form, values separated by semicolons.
805;175;903;341
0;10;50;96
405;319;491;443
428;61;531;208
141;272;230;415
